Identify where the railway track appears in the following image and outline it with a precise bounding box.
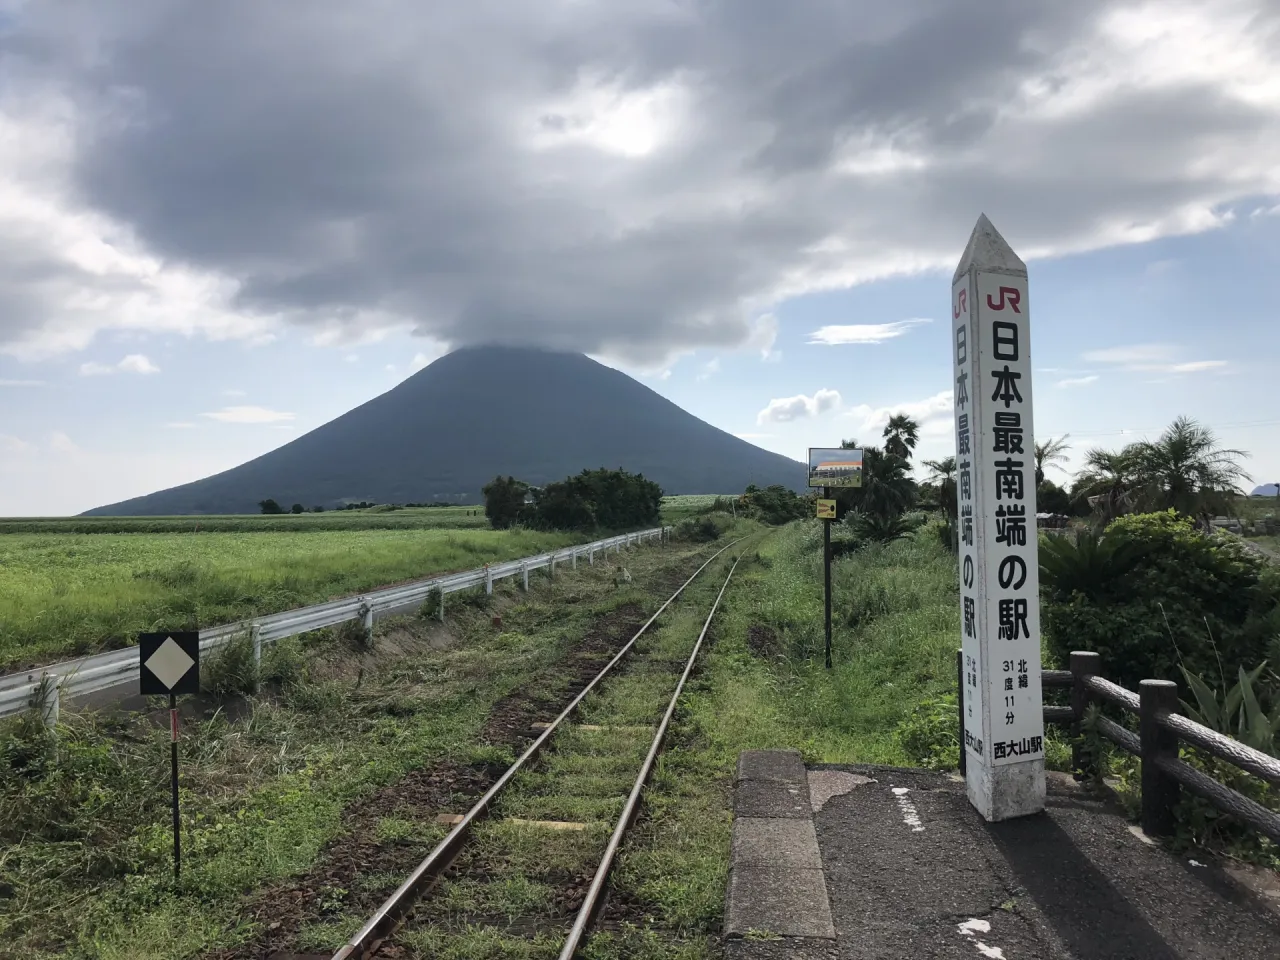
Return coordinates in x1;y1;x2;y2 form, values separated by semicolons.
326;537;748;960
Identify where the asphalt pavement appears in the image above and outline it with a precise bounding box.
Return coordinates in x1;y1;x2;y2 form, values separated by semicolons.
726;753;1280;960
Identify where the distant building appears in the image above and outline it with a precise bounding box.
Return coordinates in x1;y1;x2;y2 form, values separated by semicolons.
810;461;863;482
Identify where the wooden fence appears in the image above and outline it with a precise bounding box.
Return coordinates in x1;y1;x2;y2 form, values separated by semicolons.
957;649;1280;843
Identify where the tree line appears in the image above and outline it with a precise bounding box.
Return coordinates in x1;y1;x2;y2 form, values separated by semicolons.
482;468;663;532
918;414;1262;539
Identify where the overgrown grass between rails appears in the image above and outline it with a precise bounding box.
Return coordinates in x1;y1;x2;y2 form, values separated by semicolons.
388;550;745;958
0;526;585;671
0;539;712;959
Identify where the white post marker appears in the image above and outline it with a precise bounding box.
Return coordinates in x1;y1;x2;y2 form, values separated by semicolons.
952;214;1045;821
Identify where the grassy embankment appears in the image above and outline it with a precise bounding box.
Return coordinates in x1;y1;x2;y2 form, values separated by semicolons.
0;533;730;958
0;527;580;671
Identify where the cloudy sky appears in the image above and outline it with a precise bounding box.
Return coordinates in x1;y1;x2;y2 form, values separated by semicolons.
1;0;1278;515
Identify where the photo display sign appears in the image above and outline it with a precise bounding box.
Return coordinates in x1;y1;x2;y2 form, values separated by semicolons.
951;216;1045;797
808;448;863;489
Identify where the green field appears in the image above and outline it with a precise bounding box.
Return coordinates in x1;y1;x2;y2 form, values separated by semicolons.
1;494;727;534
659;494;736;523
0;505;490;535
0;528;578;672
0;496;720;673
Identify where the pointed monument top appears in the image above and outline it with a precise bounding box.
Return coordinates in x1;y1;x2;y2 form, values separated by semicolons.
952;213;1026;283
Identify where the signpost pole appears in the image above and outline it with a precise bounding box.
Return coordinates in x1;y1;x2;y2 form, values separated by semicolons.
138;631;200;884
809;449;860;669
823;485;833;670
952;214;1045;821
170;692;181;881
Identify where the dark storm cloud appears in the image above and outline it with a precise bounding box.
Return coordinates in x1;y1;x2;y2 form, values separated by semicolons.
1;0;1278;362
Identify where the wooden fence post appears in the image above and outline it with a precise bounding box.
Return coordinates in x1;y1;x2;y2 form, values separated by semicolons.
1070;651;1101;779
1140;679;1181;837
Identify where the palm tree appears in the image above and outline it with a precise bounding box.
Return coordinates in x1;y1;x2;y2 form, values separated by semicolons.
922;456;956;485
921;456;957;521
882;414;921;462
1034;435;1072;487
1071;445;1142;524
1127;416;1249;527
832;444;915;521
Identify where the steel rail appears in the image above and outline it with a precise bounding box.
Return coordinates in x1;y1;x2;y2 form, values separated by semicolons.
557;547;744;960
331;537;743;960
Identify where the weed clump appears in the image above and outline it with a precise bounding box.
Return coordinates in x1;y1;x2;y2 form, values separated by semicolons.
201;630;260;697
673;516;724;543
420;587;444;620
336;616;373;652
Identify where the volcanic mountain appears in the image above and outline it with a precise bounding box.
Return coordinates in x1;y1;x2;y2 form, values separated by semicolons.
84;345;806;515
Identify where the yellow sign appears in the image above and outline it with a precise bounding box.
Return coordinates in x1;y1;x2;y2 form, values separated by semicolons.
816;499;837;520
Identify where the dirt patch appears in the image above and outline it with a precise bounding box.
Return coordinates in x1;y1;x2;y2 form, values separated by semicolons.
479;603;647;743
746;624;780;658
204;760;494;960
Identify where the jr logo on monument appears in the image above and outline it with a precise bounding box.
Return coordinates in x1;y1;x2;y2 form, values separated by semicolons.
952;214;1045;821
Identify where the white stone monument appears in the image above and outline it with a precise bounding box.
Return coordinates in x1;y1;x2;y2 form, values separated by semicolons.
952;214;1046;821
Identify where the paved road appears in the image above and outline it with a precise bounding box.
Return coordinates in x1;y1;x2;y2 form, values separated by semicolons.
727;757;1280;960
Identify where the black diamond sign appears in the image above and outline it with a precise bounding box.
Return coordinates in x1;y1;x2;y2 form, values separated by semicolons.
138;632;201;696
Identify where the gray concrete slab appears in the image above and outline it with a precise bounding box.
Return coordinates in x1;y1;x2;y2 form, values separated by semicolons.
726;865;837;940
734;778;812;819
738;748;808;785
809;763;1280;960
733;817;824;871
807;769;874;813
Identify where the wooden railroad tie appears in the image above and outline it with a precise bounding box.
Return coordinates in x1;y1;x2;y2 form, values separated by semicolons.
434;812;591;831
505;818;590;831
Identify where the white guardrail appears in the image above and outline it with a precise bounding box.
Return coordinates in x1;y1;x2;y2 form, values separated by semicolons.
0;526;670;726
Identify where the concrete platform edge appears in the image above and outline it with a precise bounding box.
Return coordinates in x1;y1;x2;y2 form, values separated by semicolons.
725;748;836;942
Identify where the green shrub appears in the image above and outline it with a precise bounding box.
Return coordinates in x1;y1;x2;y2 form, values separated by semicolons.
896;694;959;770
843;510;914;546
1179;660;1280;757
1041;511;1280;695
742;485;810;525
674;516;726;543
261;635;306;689
1096;738;1280;868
